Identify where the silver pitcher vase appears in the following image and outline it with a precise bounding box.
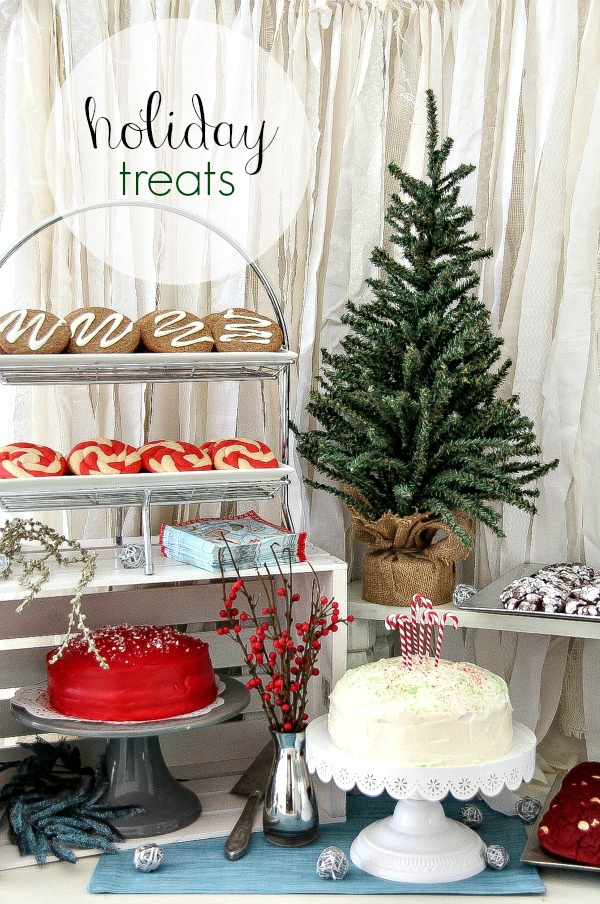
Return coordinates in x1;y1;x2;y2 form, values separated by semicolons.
263;729;319;846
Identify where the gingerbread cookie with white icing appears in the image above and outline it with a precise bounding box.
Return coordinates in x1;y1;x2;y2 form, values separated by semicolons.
0;308;70;355
137;310;214;353
66;307;141;354
210;308;283;352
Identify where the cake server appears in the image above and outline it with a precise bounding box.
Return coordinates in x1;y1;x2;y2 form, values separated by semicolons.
224;740;273;860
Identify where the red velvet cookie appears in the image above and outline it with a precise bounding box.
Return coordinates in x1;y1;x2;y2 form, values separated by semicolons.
68;439;142;475
538;763;600;865
0;308;70;355
210;437;278;470
139;440;212;472
0;442;68;478
210;308;283;352
66;307;141;354
137;310;214;352
558;761;600;791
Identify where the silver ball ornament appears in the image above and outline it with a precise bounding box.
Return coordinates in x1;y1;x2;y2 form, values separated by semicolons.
485;844;509;870
515;795;542;823
0;554;10;576
452;583;477;606
460;803;484;827
119;544;146;569
133;842;164;872
316;845;349;880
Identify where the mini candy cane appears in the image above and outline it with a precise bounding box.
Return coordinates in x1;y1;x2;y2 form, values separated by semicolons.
397;614;412;668
412;595;433;661
434;612;459;665
384;613;411;668
384;613;401;633
420;608;439;659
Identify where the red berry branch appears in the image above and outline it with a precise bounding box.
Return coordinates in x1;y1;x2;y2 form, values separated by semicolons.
216;547;353;732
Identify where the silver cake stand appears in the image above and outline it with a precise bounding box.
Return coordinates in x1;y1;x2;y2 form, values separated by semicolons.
11;676;250;839
306;714;536;883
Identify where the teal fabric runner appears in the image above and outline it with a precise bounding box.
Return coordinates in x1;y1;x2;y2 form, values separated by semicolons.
88;794;545;895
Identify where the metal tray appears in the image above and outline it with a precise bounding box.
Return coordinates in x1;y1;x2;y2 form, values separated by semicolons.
521;772;600;873
0;465;293;512
0;349;298;384
454;562;600;624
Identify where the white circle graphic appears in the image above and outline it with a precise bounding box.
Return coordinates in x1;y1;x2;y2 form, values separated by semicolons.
45;19;311;285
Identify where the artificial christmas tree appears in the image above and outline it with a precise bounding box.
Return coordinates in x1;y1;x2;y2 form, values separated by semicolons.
292;90;557;606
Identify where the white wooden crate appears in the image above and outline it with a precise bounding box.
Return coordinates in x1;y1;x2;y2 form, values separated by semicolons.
0;542;348;869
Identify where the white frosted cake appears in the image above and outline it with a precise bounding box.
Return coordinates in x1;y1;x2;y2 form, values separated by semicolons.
328;656;513;767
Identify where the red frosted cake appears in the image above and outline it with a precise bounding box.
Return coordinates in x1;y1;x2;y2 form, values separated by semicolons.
46;624;218;722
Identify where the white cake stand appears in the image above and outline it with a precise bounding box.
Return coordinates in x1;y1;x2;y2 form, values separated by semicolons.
306;715;536;884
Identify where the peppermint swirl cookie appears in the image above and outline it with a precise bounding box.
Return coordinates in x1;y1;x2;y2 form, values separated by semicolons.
68;439;142;475
0;308;70;355
137;310;214;353
199;440;216;456
211;308;283;352
139;440;212;472
211;437;278;470
0;442;67;478
66;307;141;354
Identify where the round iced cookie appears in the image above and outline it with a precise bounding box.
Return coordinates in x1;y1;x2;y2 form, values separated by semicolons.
137;310;214;352
66;307;141;354
139;440;212;472
211;437;278;470
211;308;283;352
0;442;68;478
68;439;142;475
0;308;70;355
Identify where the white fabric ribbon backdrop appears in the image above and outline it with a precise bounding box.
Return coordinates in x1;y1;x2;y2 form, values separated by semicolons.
0;0;599;769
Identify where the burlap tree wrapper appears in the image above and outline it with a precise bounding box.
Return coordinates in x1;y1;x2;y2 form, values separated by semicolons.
352;509;474;607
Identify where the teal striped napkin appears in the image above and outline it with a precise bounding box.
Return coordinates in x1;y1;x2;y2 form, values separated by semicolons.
88;794;545;895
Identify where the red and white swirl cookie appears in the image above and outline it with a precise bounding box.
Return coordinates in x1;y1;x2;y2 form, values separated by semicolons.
211;437;278;470
199;440;216;456
68;439;142;475
139;440;212;472
0;442;68;478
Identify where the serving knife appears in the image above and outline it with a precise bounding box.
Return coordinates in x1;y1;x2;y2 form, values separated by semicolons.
224;740;274;860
